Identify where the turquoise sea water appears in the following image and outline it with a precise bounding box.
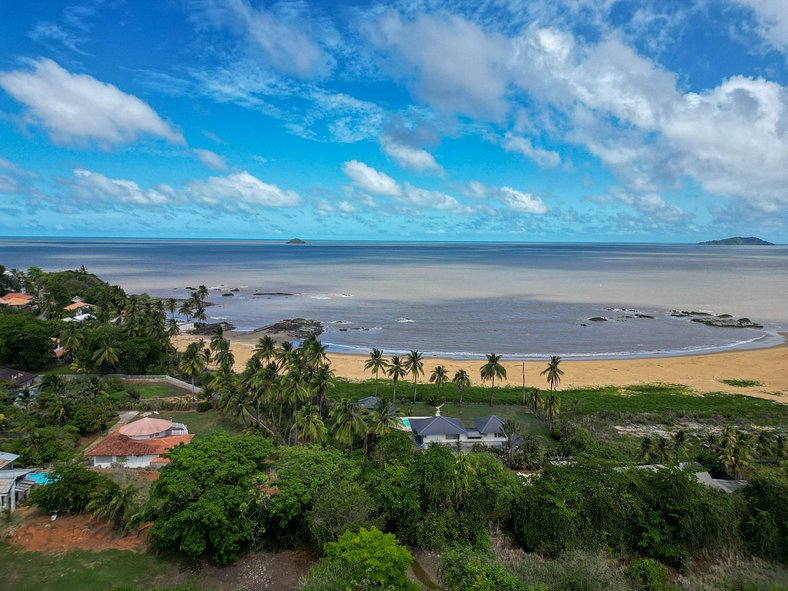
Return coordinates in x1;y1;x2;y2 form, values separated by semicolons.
1;239;786;359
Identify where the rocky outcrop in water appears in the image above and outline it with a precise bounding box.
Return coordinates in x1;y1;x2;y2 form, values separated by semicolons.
259;318;323;338
698;237;774;245
691;317;763;329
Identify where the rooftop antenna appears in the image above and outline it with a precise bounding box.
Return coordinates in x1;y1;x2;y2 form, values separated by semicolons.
435;403;445;417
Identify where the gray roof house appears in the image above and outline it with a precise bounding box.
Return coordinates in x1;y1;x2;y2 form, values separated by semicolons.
0;368;39;392
0;469;38;512
354;396;397;418
0;451;20;471
409;415;507;449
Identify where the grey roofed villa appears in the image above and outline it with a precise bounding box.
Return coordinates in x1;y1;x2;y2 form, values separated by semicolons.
409;415;507;449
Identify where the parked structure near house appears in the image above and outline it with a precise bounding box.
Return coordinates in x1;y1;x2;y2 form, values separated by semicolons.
86;416;192;468
408;414;507;449
0;368;39;392
0;469;38;512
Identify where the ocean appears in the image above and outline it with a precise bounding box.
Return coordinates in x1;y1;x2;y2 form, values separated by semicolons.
1;239;786;359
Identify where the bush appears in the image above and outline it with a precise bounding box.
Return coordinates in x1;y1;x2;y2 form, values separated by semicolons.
306;479;377;548
440;548;544;591
196;401;211;412
741;471;788;562
628;558;671;590
30;464;105;512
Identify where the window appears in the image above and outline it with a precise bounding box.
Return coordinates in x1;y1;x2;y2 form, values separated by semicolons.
445;434;460;440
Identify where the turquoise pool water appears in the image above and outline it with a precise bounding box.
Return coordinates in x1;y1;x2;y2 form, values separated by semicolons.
401;419;411;428
27;472;53;485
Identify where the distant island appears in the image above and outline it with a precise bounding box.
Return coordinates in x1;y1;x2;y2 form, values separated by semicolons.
698;236;774;246
286;238;306;244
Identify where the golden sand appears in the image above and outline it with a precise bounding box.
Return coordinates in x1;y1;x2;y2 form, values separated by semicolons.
172;333;788;403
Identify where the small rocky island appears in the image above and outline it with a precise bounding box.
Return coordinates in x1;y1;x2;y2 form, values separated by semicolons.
698;236;774;245
287;238;306;245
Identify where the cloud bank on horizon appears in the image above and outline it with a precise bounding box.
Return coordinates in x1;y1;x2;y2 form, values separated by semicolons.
0;0;786;242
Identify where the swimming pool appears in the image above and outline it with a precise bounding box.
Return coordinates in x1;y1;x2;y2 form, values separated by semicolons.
401;418;411;428
27;472;54;485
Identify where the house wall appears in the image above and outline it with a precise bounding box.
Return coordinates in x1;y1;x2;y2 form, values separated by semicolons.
420;433;505;447
92;454;158;468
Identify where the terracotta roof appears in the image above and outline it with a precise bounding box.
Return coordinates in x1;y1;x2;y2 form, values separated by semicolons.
64;302;97;311
150;457;171;464
118;417;173;437
0;293;32;301
86;433;193;457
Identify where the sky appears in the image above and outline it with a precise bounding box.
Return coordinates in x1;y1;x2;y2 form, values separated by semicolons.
0;0;787;242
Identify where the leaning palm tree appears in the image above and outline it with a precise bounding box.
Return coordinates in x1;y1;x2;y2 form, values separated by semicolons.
405;350;424;403
541;355;564;392
429;365;449;391
452;369;470;405
364;348;389;396
387;356;407;403
480;353;507;406
544;393;560;422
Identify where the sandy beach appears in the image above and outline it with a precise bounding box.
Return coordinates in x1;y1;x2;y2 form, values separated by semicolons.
173;332;788;403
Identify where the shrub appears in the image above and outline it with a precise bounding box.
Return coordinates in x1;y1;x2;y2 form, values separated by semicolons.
30;464;105;512
627;558;671;590
440;548;544;591
741;471;788;562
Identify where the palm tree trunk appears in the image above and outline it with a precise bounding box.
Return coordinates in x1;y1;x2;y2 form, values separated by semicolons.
375;368;379;395
413;376;417;403
490;376;495;406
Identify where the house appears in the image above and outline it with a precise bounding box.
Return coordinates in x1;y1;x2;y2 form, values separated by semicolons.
62;312;96;323
408;414;508;449
0;451;19;471
0;368;39;392
0;469;38;512
64;301;98;314
86;416;192;468
353;396;397;417
0;293;34;307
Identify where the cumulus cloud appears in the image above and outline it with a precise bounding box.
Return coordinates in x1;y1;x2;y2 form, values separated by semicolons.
499;187;548;214
594;190;692;223
190;0;332;78
0;58;183;147
342;160;401;196
363;12;511;119
193;148;228;170
380;136;442;173
401;184;473;213
733;0;788;54
64;169;300;212
502;133;561;168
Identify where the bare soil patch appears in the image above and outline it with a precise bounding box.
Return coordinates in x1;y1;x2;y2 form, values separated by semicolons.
8;510;147;554
195;547;316;590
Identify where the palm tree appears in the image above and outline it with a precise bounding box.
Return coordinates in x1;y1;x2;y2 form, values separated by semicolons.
165;297;177;317
331;400;366;450
178;300;193;321
60;325;84;360
452;369;470;405
14;389;35;412
540;355;564;392
213;340;235;371
429;365;449;391
92;338;120;372
640;435;655;463
405;350;424;402
480;353;507;406
527;388;543;417
364;348;389;396
87;482;138;532
387;356;407;403
254;335;277;364
673;430;687;464
310;364;335;417
544;393;560;422
501;419;521;467
720;442;750;479
294;404;327;444
656;436;670;464
757;431;773;459
179;342;206;393
452;452;476;507
196;285;209;301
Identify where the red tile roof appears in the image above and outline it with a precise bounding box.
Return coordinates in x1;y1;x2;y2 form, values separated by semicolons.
86;433;193;458
64;302;97;311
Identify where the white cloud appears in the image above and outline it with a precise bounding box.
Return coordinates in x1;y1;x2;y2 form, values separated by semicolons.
193;148;228;170
337;201;356;213
733;0;788;54
342;160;401;196
500;187;548;214
502;133;561;168
363;12;511;119
191;0;332;79
380;136;442;173
64;169;300;212
595;190;692;223
0;58;183;147
402;184;473;213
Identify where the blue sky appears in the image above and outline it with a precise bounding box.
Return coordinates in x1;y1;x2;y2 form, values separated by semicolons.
0;0;786;242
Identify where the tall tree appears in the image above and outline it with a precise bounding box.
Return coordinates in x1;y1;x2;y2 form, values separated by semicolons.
429;365;449;390
387;356;407;403
544;393;560;422
92;338;120;373
179;342;206;393
527;388;543;417
673;430;687;464
254;335;277;364
405;350;424;403
480;353;506;406
540;355;564;392
452;369;470;405
294;404;327;444
331;400;367;450
364;348;389;396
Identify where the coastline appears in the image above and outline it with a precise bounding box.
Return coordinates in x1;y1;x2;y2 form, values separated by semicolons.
172;332;788;404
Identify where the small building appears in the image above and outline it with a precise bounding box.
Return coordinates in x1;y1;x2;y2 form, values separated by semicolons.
0;469;38;512
409;414;508;449
86;417;192;468
64;301;98;314
0;293;34;307
353;396;397;417
0;451;20;471
0;368;39;392
62;312;96;323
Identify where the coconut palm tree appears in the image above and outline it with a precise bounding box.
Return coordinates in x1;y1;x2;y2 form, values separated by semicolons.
92;338;120;373
405;350;424;402
429;365;449;391
60;325;84;360
720;442;750;479
310;364;335;417
165;297;177;317
639;435;655;463
196;285;209;301
178;300;193;321
254;335;277;365
275;341;295;370
540;355;564;392
544;393;560;422
452;452;476;506
527;388;543;417
331;400;366;450
656;436;670;464
213;340;235;371
452;369;470;405
387;356;407;403
294;404;327;444
673;430;687;464
480;354;507;406
757;431;773;459
179;342;206;393
364;348;389;395
87;482;138;532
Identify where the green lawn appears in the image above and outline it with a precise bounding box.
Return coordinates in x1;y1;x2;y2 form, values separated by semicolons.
124;381;190;400
0;545;196;591
166;410;244;438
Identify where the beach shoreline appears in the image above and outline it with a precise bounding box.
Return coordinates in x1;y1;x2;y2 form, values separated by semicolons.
172;331;788;403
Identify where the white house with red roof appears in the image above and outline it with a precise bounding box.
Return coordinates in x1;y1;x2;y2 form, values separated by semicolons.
86;416;192;468
0;293;34;307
